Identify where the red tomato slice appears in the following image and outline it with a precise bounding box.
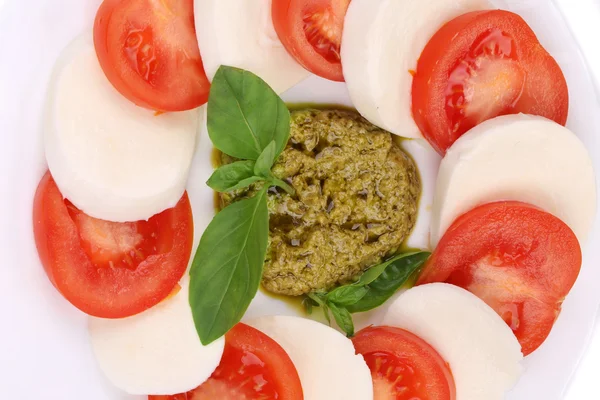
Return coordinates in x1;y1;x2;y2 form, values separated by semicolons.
352;326;456;400
412;10;568;154
94;0;210;111
33;172;193;318
272;0;350;81
149;323;303;400
418;201;582;355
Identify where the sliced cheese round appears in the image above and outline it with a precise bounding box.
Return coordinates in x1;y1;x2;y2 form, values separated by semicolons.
383;283;523;400
247;316;373;400
194;0;310;94
341;0;490;138
89;279;224;395
430;114;597;246
45;34;199;222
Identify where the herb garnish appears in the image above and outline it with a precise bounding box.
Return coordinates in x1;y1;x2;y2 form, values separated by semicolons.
190;65;428;345
190;66;293;345
304;252;430;337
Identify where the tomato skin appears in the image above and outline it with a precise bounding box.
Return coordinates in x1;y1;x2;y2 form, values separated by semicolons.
353;326;456;400
94;0;210;111
412;10;568;154
149;323;303;400
418;201;581;355
272;0;349;81
33;172;193;318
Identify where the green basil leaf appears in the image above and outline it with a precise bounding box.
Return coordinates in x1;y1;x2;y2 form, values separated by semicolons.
355;251;423;287
189;189;269;345
208;66;290;160
254;141;277;177
327;286;369;306
268;177;295;195
302;297;316;315
206;160;263;192
347;252;430;314
307;292;327;307
328;302;355;337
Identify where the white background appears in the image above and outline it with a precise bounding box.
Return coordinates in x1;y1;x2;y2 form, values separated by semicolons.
0;0;598;398
554;1;600;399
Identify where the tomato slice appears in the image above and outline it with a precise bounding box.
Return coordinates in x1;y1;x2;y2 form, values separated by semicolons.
352;326;456;400
149;323;303;400
94;0;210;111
33;172;193;318
418;201;582;355
412;10;568;154
272;0;350;81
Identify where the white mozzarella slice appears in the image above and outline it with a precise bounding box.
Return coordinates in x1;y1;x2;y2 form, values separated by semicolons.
430;114;597;246
402;139;441;250
45;34;199;222
194;0;310;94
89;279;224;396
247;316;373;400
383;283;523;400
341;0;490;138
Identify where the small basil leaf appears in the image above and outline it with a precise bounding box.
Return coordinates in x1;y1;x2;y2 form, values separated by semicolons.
208;66;290;160
269;177;295;195
307;292;327;307
254;141;277;177
206;160;262;192
355;251;422;286
327;286;369;306
328;302;355;337
302;297;316;315
189;189;269;345
347;252;430;314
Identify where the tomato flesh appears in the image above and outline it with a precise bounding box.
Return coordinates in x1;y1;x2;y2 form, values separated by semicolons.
94;0;210;111
412;10;568;154
149;323;303;400
418;201;582;355
445;29;526;135
33;172;193;318
272;0;350;81
353;326;456;400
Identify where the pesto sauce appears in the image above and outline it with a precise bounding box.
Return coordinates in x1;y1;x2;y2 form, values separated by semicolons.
211;106;425;299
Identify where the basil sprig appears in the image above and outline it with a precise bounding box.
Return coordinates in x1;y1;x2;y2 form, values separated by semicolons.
190;66;293;345
305;252;430;337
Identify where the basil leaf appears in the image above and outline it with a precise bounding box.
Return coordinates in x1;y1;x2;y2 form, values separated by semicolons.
189;189;269;345
307;292;327;307
302;297;316;315
328;302;355;337
326;286;369;306
207;160;263;192
347;252;430;314
254;141;277;178
208;66;290;160
355;251;422;286
269;177;295;195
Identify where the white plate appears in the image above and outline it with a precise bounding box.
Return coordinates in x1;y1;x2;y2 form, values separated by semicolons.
0;0;599;399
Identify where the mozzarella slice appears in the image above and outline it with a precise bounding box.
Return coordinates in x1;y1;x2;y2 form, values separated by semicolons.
247;316;373;400
430;114;597;246
383;283;523;400
194;0;310;94
45;34;199;222
402;139;441;250
89;279;224;395
341;0;490;138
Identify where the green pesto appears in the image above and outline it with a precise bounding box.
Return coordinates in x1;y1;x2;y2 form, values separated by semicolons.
221;109;421;296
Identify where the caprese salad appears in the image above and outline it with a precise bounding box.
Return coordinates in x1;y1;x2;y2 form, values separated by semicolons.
31;0;596;399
